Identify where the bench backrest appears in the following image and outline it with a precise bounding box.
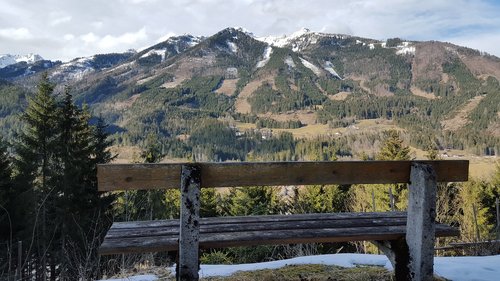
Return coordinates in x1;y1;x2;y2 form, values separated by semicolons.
97;160;469;191
97;160;469;280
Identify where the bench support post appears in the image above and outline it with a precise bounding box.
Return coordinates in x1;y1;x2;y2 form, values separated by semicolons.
405;162;437;281
178;164;201;281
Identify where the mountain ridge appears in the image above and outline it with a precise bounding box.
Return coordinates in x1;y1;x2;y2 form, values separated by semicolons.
1;27;499;158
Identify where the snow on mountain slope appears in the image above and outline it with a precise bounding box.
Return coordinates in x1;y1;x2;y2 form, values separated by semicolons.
140;49;167;61
256;46;273;68
324;61;342;79
0;53;43;68
258;28;312;48
396;41;416;55
257;28;347;52
299;57;322;75
284;56;296;68
51;56;96;80
227;41;238;53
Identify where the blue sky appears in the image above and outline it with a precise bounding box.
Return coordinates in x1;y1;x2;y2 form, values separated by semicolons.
0;0;499;61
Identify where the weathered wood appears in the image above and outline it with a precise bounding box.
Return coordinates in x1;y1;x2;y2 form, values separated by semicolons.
179;164;201;281
97;160;469;191
405;163;437;281
109;212;408;229
99;212;459;255
107;217;410;238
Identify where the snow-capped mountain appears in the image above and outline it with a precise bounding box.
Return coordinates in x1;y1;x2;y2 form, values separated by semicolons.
0;53;43;68
257;28;334;52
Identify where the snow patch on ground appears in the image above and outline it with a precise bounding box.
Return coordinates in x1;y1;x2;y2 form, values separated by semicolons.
324;61;342;79
299;57;321;75
284;56;296;68
99;274;158;281
197;254;390;278
140;49;167;61
101;254;500;281
51;56;95;80
227;41;238;53
369;43;375;50
256;46;273;68
258;28;311;48
396;46;416;55
395;42;415;55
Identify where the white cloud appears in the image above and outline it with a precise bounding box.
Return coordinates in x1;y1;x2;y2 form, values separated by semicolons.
1;0;500;60
447;31;500;57
156;32;176;43
0;27;33;40
50;15;72;26
64;34;75;41
80;32;99;44
98;27;148;50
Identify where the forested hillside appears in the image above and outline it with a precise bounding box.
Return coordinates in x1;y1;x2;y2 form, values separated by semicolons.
0;71;499;280
2;28;499;163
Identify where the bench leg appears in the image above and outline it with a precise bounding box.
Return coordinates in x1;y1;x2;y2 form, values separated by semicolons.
374;239;411;281
179;164;201;281
375;163;437;281
407;163;437;281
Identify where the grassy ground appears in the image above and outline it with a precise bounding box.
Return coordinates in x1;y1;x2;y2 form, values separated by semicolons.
203;264;393;281
109;264;448;281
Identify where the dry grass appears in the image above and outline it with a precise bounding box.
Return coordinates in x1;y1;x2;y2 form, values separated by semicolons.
410;86;438;100
215;79;239;96
234;119;398;140
258;110;318;125
102;264;450;281
441;95;485;131
459;54;500;81
203;264;393;281
234;74;276;114
329;92;351;101
108;145;142;163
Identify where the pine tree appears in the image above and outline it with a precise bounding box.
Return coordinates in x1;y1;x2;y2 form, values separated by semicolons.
13;78;115;280
14;73;60;279
0;138;14;272
377;130;411;161
0;137;12;208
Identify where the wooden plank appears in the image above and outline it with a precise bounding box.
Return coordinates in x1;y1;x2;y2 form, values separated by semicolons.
106;217;409;239
98;160;469;191
108;212;408;229
99;224;458;255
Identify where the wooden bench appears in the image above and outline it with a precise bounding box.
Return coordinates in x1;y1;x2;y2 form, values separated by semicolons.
98;161;469;281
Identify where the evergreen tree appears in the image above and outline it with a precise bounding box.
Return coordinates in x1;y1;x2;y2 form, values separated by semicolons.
13;73;60;279
13;77;115;280
0;138;14;274
377;130;411;161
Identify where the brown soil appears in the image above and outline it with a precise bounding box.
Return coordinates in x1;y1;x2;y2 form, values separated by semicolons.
459;54;500;81
411;42;449;85
215;79;239;96
234;74;277;114
329;91;351;101
161;55;216;88
410;86;438;100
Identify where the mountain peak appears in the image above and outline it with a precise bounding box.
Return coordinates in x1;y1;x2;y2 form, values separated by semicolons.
0;53;44;68
257;28;321;51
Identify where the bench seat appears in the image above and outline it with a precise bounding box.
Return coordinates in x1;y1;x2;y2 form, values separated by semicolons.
99;211;459;255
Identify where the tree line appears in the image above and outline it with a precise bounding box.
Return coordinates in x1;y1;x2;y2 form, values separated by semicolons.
1;75;499;280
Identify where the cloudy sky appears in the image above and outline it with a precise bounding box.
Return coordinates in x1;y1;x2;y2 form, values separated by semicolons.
1;0;499;61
